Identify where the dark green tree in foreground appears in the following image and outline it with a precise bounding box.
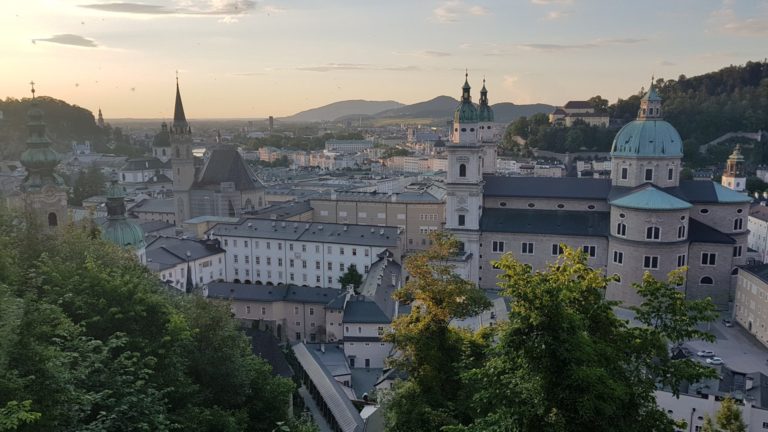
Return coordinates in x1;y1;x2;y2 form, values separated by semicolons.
338;264;364;294
0;210;300;432
384;242;717;432
69;166;107;206
702;397;747;432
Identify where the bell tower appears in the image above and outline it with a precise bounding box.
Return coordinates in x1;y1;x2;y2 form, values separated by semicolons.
18;81;68;229
445;73;483;284
721;144;746;192
170;74;195;225
477;79;498;174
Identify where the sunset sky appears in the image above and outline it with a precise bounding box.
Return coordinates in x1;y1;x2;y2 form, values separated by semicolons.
1;0;766;119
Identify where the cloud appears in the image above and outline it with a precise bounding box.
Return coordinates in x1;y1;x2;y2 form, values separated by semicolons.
658;60;676;67
79;1;257;16
432;1;489;23
543;10;571;20
33;34;98;47
531;0;573;4
393;50;451;58
515;38;646;52
296;63;419;72
710;1;768;36
502;75;519;88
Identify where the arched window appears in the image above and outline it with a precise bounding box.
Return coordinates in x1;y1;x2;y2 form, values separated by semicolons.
616;222;627;236
700;276;714;285
677;225;686;239
459;164;467;177
47;212;58;227
646;226;660;240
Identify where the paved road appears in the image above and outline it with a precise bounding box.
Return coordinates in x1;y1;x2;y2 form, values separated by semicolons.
615;307;768;373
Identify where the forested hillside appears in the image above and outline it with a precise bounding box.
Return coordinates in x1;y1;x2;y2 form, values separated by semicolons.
502;60;768;165
0;97;107;159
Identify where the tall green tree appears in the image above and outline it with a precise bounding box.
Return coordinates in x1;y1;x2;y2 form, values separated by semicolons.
338;264;364;293
701;397;747;432
383;232;491;432
70;166;107;206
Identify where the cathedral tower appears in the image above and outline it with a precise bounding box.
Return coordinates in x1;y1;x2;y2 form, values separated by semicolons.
170;76;195;225
477;79;498;174
18;82;68;228
445;73;483;284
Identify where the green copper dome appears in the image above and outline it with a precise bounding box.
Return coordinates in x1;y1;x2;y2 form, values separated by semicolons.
610;119;683;158
454;74;479;123
102;181;145;249
478;80;494;122
20;97;63;189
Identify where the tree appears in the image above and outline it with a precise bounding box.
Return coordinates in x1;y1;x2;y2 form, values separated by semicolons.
383;232;491;432
338;264;364;294
701;397;747;432
588;95;609;113
70;166;106;206
445;247;716;432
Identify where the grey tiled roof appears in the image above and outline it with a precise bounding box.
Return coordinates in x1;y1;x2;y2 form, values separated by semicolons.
194;146;263;191
245;200;313;219
313;190;442;204
481;208;610;237
750;204;768;222
688;219;735;244
206;282;340;304
121;157;170;171
292;343;364;432
247;329;293;378
128;198;175;214
483;176;613;200
209;218;400;247
740;263;768;285
146;237;225;270
343;299;391;324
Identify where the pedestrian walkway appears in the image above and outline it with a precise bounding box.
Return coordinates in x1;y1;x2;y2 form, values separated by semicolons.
298;385;333;432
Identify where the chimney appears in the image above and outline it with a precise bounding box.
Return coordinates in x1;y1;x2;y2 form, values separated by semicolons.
343;225;348;231
320;343;325;353
379;229;384;235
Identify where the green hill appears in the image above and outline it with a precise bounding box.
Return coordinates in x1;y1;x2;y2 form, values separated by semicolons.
0;96;106;159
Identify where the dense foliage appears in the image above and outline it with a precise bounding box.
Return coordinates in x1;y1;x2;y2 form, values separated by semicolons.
502;60;768;167
0;211;301;432
338;264;364;294
384;236;717;432
69;166;107;206
701;397;747;432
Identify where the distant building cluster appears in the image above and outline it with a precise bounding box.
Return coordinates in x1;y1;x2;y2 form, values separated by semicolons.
549;100;610;127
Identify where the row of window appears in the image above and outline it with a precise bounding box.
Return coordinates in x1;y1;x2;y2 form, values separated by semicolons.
498;201;598;210
490;241;597;258
222;239;371;256
619;166;675;182
615;222;689;240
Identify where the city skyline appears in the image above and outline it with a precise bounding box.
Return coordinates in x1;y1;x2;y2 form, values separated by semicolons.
1;0;766;118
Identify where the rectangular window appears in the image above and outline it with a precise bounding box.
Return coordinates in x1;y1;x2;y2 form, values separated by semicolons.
340;247;345;256
224;239;228;247
339;211;348;217
246;305;251;314
582;245;596;258
621;167;628;180
734;245;742;258
233;240;237;248
261;307;266;315
302;260;307;269
397;213;406;220
734;218;743;231
340;263;345;272
316;275;321;283
316;261;320;270
328;262;332;271
668;167;674;181
616;222;627;237
289;273;294;281
458;214;466;226
358;212;367;218
352;248;357;256
244;241;248;248
613;250;624;264
521;242;534;255
266;257;271;265
643;256;659;269
309;307;314;316
677;254;686;267
644;168;653;181
677;225;686;239
327;245;332;254
492;241;505;253
289;259;294;268
646;226;660;240
278;258;283;266
255;256;260;265
278;243;282;251
266;242;271;250
320;210;328;216
315;245;320;253
244;256;249;264
701;252;716;266
364;265;369;272
289;243;294;251
328;276;332;285
233;254;239;264
302;244;307;252
364;249;369;257
378;212;386;219
551;244;564;256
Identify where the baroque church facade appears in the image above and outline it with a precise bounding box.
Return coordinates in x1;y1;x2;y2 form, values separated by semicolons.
155;79;267;225
449;77;750;309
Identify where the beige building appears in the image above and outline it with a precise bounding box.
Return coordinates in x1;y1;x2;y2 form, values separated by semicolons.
549;100;610;127
310;189;445;252
735;264;768;347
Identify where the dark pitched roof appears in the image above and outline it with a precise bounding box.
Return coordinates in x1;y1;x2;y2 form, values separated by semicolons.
740;263;768;285
245;200;312;219
194;146;263;191
750;204;768;222
481;208;610;237
122;157;170;171
206;282;340;304
688;218;735;244
563;101;593;109
145;237;225;270
247;329;293;378
483;176;612;200
343;299;391;324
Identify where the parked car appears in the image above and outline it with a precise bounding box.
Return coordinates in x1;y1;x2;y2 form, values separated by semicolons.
722;319;733;327
697;350;715;357
706;357;724;365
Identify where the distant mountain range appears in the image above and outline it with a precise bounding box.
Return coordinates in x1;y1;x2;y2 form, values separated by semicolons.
281;96;554;124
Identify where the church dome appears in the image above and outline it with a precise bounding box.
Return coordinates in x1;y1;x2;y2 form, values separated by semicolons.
478;104;494;122
21;145;61;171
454;74;479;124
101;220;146;249
610;119;683;158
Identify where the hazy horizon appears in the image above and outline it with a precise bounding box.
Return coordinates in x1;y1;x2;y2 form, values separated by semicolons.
2;0;766;118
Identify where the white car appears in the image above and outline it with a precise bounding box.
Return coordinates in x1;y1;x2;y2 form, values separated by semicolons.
697;350;715;357
706;357;724;365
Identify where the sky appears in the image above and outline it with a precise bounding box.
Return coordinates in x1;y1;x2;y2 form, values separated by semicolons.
1;0;767;119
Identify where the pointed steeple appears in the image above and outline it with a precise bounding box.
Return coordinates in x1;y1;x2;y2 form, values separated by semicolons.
461;70;472;102
454;72;479;125
478;78;494;122
638;77;662;120
172;73;190;135
97;107;105;128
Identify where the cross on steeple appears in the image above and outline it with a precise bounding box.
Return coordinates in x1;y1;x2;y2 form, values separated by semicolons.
30;80;35;98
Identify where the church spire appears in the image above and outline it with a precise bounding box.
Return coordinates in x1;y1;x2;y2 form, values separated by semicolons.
20;81;62;190
638;77;662;120
97;107;105;128
172;72;190;135
461;70;472;102
478;78;494;122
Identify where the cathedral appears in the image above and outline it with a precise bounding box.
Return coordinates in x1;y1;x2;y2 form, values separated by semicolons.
5;83;68;228
154;78;267;225
448;76;750;309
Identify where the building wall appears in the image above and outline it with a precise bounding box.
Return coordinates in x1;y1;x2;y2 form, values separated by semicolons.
749;213;768;263
611;157;681;188
478;233;609;288
153;252;226;291
655;390;768;432
690;203;750;240
325;308;344;342
227;298;328;343
342;322;392;369
686;241;741;306
735;269;768;348
132;209;176;225
483;196;610;212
